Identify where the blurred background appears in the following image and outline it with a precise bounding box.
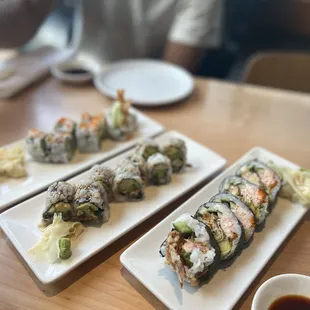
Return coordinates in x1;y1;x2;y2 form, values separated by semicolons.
3;0;310;94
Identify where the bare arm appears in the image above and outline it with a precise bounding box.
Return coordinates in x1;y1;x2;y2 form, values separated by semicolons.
163;41;206;73
165;0;223;72
0;0;56;48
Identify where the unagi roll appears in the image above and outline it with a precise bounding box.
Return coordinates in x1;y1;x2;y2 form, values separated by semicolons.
210;193;255;243
236;160;281;204
147;153;172;185
219;176;269;225
43;181;75;223
113;163;144;202
89;165;115;202
74;180;110;224
195;202;242;260
163;138;187;173
163;213;220;287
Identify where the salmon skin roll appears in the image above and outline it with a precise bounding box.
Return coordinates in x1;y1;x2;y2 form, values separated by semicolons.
163;138;187;173
147;153;172;185
219;176;269;225
210;193;255;243
195;202;243;260
74;180;110;224
89;165;115;202
162;213;220;288
236;160;281;204
43;181;75;223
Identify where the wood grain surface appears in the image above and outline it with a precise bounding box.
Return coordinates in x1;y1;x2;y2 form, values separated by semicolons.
0;76;310;310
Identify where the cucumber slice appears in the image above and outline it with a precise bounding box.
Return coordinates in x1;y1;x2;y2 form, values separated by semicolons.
173;221;193;235
219;240;232;258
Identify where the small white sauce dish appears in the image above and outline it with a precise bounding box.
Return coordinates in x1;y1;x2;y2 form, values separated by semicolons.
50;60;93;85
252;274;310;310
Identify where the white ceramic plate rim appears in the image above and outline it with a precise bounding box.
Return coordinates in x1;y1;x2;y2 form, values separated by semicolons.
120;147;308;310
0;109;164;211
0;130;226;284
94;59;194;106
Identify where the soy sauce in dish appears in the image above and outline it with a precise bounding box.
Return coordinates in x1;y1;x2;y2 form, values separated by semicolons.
63;69;89;75
269;295;310;310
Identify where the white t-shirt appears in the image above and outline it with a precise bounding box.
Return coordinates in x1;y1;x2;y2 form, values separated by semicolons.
73;0;223;68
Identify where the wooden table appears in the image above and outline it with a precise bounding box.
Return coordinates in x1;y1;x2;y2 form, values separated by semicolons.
0;77;310;310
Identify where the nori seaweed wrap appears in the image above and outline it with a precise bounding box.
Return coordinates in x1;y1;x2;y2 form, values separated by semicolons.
236;160;281;204
210;193;255;243
26;128;46;162
195;202;243;260
219;176;269;225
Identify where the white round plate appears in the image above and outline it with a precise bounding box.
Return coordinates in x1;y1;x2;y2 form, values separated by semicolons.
94;59;194;106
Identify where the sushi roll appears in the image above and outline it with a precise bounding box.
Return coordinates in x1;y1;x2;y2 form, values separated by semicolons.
135;139;161;160
113;164;144;201
44;132;75;163
54;117;76;136
92;113;107;139
25;129;46;162
219;176;269;225
89;165;115;202
76;113;103;153
43;181;75;223
163;213;220;287
147;153;172;185
74;180;110;223
122;153;147;182
106;89;138;141
236;160;281;204
195;202;242;260
210;193;255;243
163;138;187;173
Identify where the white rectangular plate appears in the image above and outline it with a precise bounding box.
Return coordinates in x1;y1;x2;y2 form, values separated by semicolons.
0;131;226;284
0;109;164;210
120;147;308;310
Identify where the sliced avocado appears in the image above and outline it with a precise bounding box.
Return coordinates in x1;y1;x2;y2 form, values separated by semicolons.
219;240;232;258
55;202;71;213
153;165;168;179
143;146;158;159
118;179;139;195
173;221;193;235
164;146;180;160
47;206;56;214
247;173;260;186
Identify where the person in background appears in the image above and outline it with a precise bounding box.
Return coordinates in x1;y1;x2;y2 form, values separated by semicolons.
0;0;223;73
